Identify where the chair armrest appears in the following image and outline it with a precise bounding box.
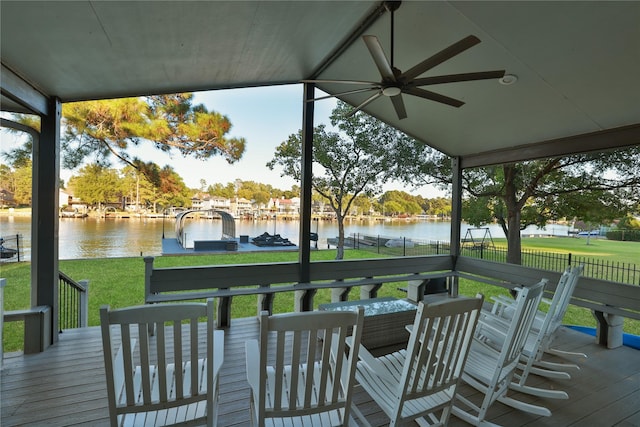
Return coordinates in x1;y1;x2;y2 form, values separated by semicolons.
245;339;260;389
346;336;398;385
213;330;224;377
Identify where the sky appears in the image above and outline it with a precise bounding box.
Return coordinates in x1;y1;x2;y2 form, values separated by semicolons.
2;85;446;198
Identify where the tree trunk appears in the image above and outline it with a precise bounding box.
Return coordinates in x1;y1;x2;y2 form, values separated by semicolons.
506;210;522;264
336;213;345;260
503;165;522;264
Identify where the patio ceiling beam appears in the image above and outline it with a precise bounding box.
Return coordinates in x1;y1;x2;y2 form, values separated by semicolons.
1;64;49;116
460;124;640;169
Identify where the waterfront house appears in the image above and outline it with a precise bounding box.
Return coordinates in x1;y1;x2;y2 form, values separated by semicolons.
1;1;638;425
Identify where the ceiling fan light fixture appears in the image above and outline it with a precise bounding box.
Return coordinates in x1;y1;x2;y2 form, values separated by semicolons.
499;74;518;85
382;86;402;96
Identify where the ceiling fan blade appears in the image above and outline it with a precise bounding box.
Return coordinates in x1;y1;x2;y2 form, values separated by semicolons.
363;35;396;81
408;70;506;87
300;79;380;86
401;35;481;82
404;87;464;108
390;94;407;120
306;87;380;102
346;91;383;117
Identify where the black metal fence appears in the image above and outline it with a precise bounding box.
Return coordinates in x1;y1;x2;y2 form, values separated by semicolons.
347;233;640;286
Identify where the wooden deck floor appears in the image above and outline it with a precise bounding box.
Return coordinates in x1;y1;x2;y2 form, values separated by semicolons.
2;318;639;426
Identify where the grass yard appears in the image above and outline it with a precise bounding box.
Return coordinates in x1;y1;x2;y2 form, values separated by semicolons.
495;236;639;265
2;237;639;352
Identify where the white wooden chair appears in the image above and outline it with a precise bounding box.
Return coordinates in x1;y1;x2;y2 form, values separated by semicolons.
452;279;547;425
490;265;585;376
468;267;583;412
245;308;365;427
100;299;224;427
351;296;483;426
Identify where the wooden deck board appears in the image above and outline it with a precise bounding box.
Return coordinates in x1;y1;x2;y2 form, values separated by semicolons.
2;317;639;427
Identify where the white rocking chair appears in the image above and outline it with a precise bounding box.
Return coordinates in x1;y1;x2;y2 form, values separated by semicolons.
245;307;365;426
490;264;585;378
352;296;484;427
100;299;224;427
452;279;547;426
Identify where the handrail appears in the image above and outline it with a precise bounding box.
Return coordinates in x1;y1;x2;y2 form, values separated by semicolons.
58;271;88;331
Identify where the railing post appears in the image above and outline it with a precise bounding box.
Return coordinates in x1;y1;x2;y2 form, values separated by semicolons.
294;289;316;312
78;280;89;327
592;309;624;349
257;285;274;315
360;280;382;299
331;280;350;302
217;294;232;328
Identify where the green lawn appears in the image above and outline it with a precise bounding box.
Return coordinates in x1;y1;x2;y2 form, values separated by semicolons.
2;237;639;352
495;236;639;265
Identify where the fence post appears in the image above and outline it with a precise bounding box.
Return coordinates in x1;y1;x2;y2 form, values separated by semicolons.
79;280;89;327
377;235;380;254
403;237;406;256
16;234;21;262
568;252;572;266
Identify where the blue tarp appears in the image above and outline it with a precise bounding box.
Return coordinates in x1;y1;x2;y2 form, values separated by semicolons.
566;325;640;350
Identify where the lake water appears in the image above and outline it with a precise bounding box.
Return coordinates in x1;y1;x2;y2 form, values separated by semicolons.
0;215;571;260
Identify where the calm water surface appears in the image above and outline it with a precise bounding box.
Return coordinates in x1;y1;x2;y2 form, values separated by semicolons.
0;215;570;260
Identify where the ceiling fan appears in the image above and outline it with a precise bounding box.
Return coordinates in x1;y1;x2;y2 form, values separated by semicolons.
302;1;505;120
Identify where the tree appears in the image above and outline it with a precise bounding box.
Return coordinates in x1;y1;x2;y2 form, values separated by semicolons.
4;94;247;181
157;165;191;207
12;162;33;206
120;166;156;211
408;146;640;263
268;101;424;259
68;164;122;208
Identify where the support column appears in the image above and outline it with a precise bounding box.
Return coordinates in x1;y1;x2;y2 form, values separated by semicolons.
449;156;463;297
32;97;61;345
592;310;624;349
298;83;315;285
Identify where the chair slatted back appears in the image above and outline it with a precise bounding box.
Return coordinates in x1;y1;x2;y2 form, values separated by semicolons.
549;265;583;333
401;296;483;401
100;301;215;426
495;279;547;372
255;308;364;422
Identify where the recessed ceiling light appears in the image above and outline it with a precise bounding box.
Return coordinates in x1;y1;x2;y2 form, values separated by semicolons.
499;74;518;85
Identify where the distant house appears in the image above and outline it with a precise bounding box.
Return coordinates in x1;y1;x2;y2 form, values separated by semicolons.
190;194;233;211
0;188;16;207
59;190;87;210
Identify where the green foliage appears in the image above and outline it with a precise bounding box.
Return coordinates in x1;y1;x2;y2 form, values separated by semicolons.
5;94;246;179
410;146;640;264
68;164;122;205
11;161;32;206
267;101;431;258
606;230;640;242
